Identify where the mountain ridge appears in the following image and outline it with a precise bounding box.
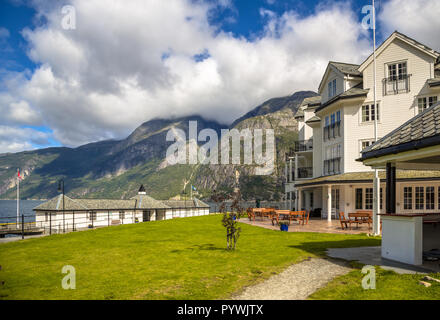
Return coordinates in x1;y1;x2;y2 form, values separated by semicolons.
0;90;317;200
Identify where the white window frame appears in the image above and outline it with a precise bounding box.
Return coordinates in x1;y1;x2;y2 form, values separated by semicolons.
361;103;380;123
418;96;438;114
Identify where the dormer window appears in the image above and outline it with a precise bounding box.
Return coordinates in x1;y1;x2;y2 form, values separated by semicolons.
328;79;337;99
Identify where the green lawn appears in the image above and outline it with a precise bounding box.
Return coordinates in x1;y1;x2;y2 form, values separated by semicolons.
309;263;440;300
0;215;380;300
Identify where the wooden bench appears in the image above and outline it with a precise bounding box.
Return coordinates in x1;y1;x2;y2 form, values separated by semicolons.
111;220;121;225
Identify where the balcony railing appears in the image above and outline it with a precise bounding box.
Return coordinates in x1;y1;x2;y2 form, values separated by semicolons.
294;139;313;152
323;157;341;175
298;167;313;179
323;121;341;141
383;74;411;95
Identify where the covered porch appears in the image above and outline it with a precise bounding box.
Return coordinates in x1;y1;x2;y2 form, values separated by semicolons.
361;103;440;266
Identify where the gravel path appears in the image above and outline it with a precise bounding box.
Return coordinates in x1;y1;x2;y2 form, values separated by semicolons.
232;258;352;300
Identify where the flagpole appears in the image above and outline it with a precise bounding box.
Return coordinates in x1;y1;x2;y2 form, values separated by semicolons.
372;0;381;235
17;168;20;228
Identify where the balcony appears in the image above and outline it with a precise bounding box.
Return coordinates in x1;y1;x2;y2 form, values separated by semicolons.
323;157;341;175
323;121;341;141
383;74;411;95
294;139;313;152
298;167;313;179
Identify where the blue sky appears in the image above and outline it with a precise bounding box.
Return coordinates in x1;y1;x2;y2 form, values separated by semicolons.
0;0;438;153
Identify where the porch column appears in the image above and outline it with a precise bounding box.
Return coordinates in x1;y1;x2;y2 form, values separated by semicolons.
327;185;332;222
298;189;303;211
289;158;293;182
373;172;381;235
386;163;396;214
294;154;298;180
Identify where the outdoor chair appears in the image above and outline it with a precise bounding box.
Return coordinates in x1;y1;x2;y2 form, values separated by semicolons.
302;210;310;225
338;211;350;230
246;208;255;221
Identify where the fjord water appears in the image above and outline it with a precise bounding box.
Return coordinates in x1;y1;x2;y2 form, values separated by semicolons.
0;200;44;223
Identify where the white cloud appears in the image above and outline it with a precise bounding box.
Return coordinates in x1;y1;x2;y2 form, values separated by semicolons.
0;125;50;153
378;0;440;50
2;0;374;148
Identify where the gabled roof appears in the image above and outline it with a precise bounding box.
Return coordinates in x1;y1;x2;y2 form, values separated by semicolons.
34;195;89;211
330;61;362;77
294;109;304;119
359;31;440;72
318;61;361;93
130;194;170;209
428;78;440;88
361;102;440;160
300;96;322;109
306;115;321;124
315;85;369;113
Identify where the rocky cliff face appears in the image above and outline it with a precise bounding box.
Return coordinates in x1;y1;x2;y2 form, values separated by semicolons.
0;91;317;200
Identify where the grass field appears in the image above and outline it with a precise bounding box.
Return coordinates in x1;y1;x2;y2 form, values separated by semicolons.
309;263;440;300
0;215;380;300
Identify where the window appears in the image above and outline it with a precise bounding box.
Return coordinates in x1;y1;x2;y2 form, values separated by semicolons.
336;111;341;123
426;187;434;210
365;188;373;210
362;104;380;122
360;140;374;154
328;79;337;99
380;188;383;210
89;211;97;221
415;187;424;210
438;187;440;210
310;192;314;209
332;189;340;211
404;187;412;210
119;211;125;220
45;212;49;222
388;62;407;80
418;96;438;113
355;189;363;210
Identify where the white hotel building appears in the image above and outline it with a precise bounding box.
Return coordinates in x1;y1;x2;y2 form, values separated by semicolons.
285;31;440;220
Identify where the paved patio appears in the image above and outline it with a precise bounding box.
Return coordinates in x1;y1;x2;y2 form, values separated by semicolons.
240;217;373;235
327;246;440;274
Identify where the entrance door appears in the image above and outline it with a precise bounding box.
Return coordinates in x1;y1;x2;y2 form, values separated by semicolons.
143;210;152;222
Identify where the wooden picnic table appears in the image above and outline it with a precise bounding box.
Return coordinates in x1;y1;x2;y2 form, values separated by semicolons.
272;210;308;226
348;211;372;229
248;208;275;221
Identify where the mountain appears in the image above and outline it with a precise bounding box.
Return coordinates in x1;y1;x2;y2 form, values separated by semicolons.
230;91;317;128
0;91;317;201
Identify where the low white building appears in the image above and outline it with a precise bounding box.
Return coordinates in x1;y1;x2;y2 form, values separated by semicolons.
33;185;210;233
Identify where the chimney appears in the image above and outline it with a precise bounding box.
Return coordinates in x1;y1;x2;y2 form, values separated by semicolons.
138;184;147;195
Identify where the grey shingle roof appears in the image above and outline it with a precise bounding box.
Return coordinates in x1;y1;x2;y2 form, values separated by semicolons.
330;61;361;77
35;194;170;211
316;86;369;113
300;96;322;108
163;198;209;208
428;78;440;87
294;109;304;119
361;102;440;160
131;194;170;209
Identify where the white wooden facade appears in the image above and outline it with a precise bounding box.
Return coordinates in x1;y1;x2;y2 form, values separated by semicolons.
285;31;440;219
